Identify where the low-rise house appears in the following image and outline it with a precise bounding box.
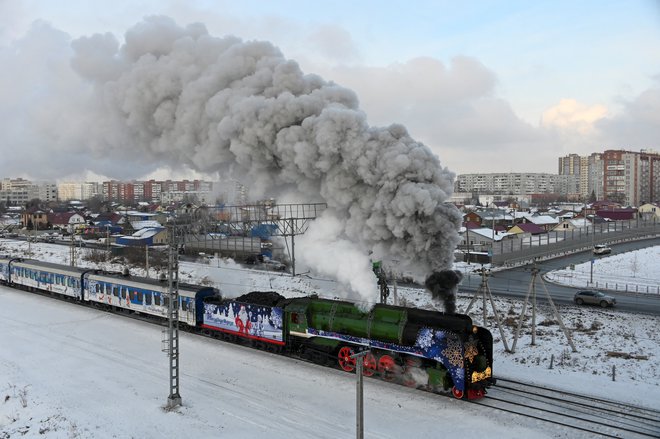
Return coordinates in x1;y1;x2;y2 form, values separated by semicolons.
508;223;545;235
552;218;592;232
463;211;484;226
592;200;621;211
520;214;559;231
460;227;516;253
47;212;86;233
638;203;660;221
463;221;481;230
478;209;515;227
21;208;50;230
115;227;168;246
596;208;636;221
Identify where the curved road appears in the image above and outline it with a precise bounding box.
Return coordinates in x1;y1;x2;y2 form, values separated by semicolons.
460;237;660;316
5;235;659;315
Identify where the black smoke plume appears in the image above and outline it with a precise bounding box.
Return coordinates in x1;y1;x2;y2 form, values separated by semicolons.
425;270;463;314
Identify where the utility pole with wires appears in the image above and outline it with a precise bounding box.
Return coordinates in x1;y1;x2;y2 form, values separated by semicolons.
463;266;511;353
510;261;577;353
164;221;182;409
350;350;370;439
69;232;76;267
162;208;204;410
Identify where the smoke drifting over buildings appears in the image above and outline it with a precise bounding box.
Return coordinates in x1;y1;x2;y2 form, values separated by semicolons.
70;16;461;304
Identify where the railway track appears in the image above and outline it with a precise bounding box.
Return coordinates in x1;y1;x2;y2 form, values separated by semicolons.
472;377;660;438
6;280;659;437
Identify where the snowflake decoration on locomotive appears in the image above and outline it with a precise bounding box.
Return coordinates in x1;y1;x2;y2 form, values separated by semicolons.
415;328;466;390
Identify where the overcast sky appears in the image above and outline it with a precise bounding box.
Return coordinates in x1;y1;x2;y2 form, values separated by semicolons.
1;0;659;183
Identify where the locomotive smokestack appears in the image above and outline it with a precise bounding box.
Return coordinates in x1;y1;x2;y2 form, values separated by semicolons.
425;270;463;314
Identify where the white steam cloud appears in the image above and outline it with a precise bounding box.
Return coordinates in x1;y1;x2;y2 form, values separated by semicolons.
69;16;461;303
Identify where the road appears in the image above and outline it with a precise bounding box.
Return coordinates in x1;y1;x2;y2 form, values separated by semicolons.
5;234;659;315
461;237;660;315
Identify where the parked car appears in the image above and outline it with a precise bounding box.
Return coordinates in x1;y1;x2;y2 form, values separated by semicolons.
574;290;616;307
593;245;612;255
262;259;286;271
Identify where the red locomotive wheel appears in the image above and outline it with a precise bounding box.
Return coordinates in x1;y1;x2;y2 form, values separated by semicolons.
338;346;356;372
377;355;396;381
452;386;464;399
362;352;377;377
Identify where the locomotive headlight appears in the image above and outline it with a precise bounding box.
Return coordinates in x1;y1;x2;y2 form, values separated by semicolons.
472;325;478;334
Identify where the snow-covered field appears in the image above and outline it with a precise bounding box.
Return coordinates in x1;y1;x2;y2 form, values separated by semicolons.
545;246;660;294
1;239;659;438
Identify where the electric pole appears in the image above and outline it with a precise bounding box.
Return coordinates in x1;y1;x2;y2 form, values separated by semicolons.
350;350;370;439
464;266;511;352
165;222;182;409
511;261;577;353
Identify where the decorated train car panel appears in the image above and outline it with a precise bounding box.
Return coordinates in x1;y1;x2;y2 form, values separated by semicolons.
10;260;87;299
85;273;215;326
0;257;12;282
202;292;285;346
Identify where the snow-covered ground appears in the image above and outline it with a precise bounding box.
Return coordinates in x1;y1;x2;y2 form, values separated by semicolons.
544;246;660;294
1;239;659;438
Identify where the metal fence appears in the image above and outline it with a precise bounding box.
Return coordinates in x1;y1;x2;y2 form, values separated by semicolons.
547;271;660;294
490;219;660;266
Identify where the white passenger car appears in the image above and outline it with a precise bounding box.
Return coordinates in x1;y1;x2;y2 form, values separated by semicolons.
593;245;612;255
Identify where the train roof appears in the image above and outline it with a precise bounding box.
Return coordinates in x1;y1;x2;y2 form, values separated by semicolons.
87;269;215;293
8;258;217;294
204;291;287;307
12;259;90;275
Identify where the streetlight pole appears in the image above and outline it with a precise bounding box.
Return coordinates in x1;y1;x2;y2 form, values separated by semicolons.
350;350;370;439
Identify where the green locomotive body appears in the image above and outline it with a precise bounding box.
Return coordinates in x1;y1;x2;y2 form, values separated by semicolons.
284;296;493;399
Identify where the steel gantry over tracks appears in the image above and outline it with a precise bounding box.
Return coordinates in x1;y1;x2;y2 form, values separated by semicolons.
189;203;327;275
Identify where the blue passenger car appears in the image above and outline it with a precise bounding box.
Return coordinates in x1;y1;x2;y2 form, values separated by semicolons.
0;256;14;282
84;271;218;326
9;260;88;300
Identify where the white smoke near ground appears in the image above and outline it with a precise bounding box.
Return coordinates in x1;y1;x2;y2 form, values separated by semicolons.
68;16;461;302
296;211;379;306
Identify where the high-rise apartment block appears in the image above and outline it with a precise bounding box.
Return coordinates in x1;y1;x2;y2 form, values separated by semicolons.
1;177;220;206
558;153;590;197
0;178;57;205
455;173;578;196
101;179;213;204
57;182;100;201
558;149;660;205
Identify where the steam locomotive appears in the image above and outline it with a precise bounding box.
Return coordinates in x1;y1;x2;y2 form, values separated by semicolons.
0;256;494;400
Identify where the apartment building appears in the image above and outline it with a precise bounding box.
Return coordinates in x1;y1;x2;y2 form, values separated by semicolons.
455;173;577;196
0;178;57;205
558;154;590;198
101;179;214;204
601;149;660;205
57;182;100;201
559;149;660;205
